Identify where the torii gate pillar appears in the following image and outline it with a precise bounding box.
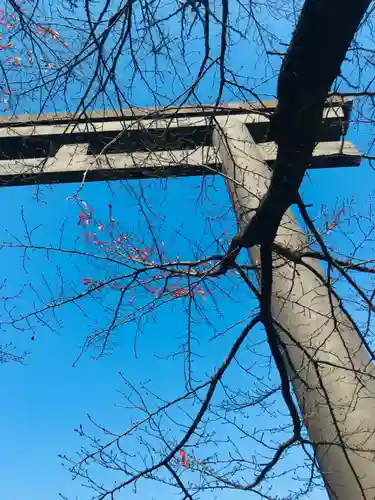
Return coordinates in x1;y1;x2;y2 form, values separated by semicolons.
213;117;375;500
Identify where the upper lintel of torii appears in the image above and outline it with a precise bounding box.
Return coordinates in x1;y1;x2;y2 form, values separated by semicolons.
0;96;360;187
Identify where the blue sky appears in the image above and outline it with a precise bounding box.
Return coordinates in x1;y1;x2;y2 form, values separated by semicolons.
0;1;373;499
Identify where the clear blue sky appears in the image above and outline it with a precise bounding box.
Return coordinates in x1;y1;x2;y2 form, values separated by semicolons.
0;1;373;499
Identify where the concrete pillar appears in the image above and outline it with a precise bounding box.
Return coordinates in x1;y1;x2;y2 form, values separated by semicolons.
213;117;375;499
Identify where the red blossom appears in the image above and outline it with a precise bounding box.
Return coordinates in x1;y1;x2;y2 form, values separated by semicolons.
172;287;189;298
179;450;189;468
82;278;94;287
82;278;104;291
93;239;110;246
78;211;92;226
117;234;127;243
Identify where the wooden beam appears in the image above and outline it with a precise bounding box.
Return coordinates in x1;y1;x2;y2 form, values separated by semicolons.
0;141;360;187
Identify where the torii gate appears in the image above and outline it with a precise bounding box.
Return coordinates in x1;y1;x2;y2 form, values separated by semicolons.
2;98;375;499
0;97;359;185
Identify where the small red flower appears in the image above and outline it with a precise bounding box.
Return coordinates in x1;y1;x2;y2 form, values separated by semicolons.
78;211;91;226
140;248;151;260
179;450;189;468
172;288;188;298
82;278;94;287
93;239;109;246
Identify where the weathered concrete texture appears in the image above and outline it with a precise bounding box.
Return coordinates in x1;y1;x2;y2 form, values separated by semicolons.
0;96;351;127
213;117;375;500
0;102;358;186
0;141;360;186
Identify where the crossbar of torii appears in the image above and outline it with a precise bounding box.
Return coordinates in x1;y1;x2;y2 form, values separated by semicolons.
3;98;375;499
0;97;359;185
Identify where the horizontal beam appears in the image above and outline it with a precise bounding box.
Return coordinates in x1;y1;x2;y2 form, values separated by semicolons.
0;96;352;128
0;141;360;187
0;112;270;138
0;108;343;138
0;106;349;164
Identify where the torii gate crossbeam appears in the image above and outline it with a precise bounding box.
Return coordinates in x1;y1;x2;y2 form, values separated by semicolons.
0;97;359;186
